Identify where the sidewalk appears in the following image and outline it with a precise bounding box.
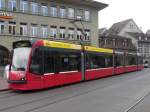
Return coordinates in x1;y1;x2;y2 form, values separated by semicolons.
0;66;9;91
0;77;9;92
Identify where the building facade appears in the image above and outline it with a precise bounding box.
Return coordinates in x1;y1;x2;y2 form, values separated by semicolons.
0;0;107;65
99;19;150;64
136;33;150;64
103;19;143;48
99;35;136;51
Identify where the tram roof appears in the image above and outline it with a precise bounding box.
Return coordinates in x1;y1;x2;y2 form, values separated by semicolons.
13;40;114;53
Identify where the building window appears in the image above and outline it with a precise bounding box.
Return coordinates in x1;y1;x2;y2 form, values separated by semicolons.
30;2;38;14
85;29;90;40
76;9;83;20
60;27;65;39
41;26;48;38
68;8;75;19
30;24;38;37
8;21;16;35
138;43;142;47
0;0;5;10
41;3;48;16
77;29;82;40
50;5;57;17
20;23;27;36
130;24;134;29
50;26;57;38
60;6;66;18
8;0;17;11
0;21;4;34
138;48;142;53
20;0;28;12
145;37;148;40
84;10;90;21
68;28;74;40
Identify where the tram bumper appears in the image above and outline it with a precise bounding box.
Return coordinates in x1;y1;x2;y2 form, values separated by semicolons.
8;71;26;84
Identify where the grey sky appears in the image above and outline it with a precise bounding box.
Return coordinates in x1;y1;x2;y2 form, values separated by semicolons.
95;0;150;32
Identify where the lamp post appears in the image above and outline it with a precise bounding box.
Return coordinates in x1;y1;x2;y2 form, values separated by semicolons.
70;17;86;81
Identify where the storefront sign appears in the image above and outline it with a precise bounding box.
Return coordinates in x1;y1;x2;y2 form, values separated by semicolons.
0;11;13;20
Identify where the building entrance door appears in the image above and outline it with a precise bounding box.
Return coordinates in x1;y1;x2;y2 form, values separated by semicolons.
0;45;9;66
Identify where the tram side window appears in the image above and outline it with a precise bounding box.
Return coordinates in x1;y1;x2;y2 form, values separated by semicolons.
105;55;113;67
115;55;124;67
59;52;81;72
43;49;55;73
86;54;105;69
138;56;143;64
30;48;44;75
129;56;137;65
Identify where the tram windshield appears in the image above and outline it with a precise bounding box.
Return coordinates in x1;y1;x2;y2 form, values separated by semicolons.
11;47;31;71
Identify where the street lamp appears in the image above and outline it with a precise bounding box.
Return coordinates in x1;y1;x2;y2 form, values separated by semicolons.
70;17;86;81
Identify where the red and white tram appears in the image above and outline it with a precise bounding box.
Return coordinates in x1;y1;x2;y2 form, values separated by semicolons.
8;40;143;90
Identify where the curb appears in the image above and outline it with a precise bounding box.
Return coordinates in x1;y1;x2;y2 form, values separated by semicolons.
0;88;9;92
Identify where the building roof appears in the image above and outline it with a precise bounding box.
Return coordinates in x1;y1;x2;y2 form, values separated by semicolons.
99;28;107;35
57;0;108;10
107;19;132;35
103;19;143;37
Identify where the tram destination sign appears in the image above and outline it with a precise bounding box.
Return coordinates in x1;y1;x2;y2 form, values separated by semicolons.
13;41;32;49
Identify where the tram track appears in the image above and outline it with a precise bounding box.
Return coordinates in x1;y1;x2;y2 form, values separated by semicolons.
0;91;23;99
0;87;100;111
0;80;114;112
0;69;149;112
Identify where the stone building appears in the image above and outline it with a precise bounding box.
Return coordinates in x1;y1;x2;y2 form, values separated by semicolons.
0;0;108;66
99;35;136;51
136;32;150;64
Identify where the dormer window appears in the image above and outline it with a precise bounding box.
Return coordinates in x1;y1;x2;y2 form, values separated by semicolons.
130;24;134;29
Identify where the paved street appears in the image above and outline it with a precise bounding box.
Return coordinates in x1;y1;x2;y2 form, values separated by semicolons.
0;69;150;112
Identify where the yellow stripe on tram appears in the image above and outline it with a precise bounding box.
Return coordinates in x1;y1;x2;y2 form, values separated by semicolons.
44;40;81;50
84;46;113;53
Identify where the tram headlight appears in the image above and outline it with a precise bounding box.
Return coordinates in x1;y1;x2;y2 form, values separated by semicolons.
19;72;26;80
21;77;26;81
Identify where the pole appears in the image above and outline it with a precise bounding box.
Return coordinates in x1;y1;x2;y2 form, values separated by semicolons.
70;19;86;81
